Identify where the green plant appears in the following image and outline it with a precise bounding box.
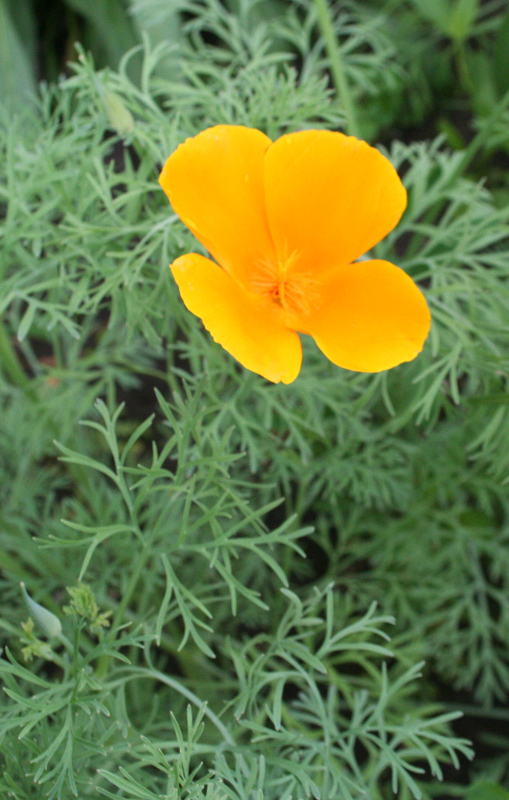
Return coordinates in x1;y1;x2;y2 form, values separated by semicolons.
2;0;509;797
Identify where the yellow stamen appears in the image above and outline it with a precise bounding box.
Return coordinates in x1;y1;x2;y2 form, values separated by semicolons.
251;251;319;316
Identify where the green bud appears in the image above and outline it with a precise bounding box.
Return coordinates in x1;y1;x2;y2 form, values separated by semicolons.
20;583;62;639
64;583;112;640
103;92;134;137
20;618;54;662
64;582;98;620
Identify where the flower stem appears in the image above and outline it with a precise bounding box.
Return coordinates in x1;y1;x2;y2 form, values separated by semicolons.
313;0;360;138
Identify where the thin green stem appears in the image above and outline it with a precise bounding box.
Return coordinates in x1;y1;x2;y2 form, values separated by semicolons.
0;320;31;390
452;85;509;179
454;41;476;101
111;667;252;778
94;521;158;679
313;0;360;138
111;546;150;633
118;667;237;747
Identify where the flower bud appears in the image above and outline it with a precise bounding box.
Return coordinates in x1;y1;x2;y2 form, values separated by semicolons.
20;583;62;639
104;92;134;137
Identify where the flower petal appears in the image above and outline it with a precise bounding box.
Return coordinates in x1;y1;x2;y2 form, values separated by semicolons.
160;126;276;287
302;259;430;372
264;130;407;276
171;253;302;383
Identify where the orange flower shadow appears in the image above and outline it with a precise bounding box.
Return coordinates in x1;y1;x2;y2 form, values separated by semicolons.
159;125;430;384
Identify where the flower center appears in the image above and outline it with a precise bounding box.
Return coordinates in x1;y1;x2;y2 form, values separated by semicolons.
250;251;319;317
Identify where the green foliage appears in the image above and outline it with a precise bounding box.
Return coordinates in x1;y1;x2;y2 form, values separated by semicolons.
0;0;37;110
0;0;181;102
1;0;509;797
468;783;509;800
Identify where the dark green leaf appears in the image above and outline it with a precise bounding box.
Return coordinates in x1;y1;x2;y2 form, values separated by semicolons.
493;8;509;96
467;782;509;800
0;0;37;109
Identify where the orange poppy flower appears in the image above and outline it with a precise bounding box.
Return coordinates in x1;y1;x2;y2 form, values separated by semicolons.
159;125;430;384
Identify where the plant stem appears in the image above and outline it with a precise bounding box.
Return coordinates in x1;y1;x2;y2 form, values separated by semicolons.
453;85;509;179
0;320;31;389
121;667;237;747
313;0;360;138
454;40;476;101
94;535;149;679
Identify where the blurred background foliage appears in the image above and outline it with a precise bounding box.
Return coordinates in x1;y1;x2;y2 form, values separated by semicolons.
2;0;509;798
3;0;509;144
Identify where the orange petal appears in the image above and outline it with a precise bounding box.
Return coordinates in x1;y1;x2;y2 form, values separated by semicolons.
264;130;407;276
160;126;276;287
171;253;302;383
302;259;430;372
